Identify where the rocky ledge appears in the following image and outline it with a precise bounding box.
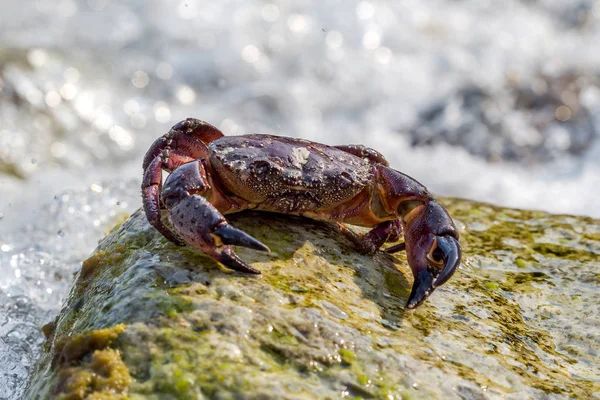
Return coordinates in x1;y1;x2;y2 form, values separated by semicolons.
26;199;600;399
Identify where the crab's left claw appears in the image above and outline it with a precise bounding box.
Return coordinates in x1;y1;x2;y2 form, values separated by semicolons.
403;200;461;309
406;234;461;309
431;235;461;288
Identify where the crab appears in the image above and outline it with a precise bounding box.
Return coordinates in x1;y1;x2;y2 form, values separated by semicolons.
142;118;461;308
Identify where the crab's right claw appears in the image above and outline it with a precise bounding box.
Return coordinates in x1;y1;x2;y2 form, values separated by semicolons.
213;224;270;253
168;194;267;274
210;224;270;274
213;247;262;274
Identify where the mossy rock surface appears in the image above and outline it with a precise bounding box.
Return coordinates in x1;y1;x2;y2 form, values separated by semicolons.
26;199;600;399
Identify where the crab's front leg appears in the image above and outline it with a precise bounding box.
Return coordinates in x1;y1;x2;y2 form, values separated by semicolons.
376;166;462;309
162;161;270;274
400;200;461;308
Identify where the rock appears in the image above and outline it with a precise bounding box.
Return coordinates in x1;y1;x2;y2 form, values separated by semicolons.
25;199;600;399
406;71;600;163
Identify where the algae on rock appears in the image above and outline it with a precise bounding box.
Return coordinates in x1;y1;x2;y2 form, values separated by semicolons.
26;199;600;399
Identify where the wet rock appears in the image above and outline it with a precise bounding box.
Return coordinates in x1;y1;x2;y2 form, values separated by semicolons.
26;200;600;399
406;70;600;164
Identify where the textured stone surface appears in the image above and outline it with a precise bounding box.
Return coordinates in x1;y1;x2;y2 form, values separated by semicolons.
26;199;600;399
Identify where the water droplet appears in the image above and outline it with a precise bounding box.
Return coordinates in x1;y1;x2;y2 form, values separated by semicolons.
27;49;49;67
261;4;279;22
155;62;173;80
362;31;381;50
242;45;260;63
176;85;196;104
131;70;149;89
45;91;62;108
356;2;374;19
287;14;307;33
154;103;171;123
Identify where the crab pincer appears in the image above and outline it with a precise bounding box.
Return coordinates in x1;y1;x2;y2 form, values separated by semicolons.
399;200;461;308
168;194;269;274
160;160;269;274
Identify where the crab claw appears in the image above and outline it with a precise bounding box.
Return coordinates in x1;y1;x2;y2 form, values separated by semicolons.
403;201;461;309
213;224;270;252
431;235;461;288
405;234;461;308
168;195;268;274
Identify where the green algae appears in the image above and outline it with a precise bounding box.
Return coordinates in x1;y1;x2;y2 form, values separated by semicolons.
54;348;133;400
27;324;133;400
339;348;357;365
26;203;600;399
51;325;127;368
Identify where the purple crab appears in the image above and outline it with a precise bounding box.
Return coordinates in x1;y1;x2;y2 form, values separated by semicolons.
142;118;461;308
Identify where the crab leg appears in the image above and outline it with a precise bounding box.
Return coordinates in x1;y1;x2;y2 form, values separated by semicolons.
142;118;223;170
401;201;461;308
141;153;193;246
334;144;390;166
384;242;405;253
142;119;220;245
375;166;461;308
337;219;402;254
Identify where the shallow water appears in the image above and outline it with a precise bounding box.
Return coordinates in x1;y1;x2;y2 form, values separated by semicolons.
1;1;599;398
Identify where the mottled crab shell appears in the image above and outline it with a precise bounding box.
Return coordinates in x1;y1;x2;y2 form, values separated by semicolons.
208;135;374;212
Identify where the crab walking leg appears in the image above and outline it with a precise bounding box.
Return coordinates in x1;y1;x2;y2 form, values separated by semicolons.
334;144;390;166
337;220;402;254
142;155;192;246
384;242;405;253
171;118;224;144
143;118;222;170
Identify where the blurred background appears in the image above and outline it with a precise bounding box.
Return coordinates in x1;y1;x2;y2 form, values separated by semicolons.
0;0;599;398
